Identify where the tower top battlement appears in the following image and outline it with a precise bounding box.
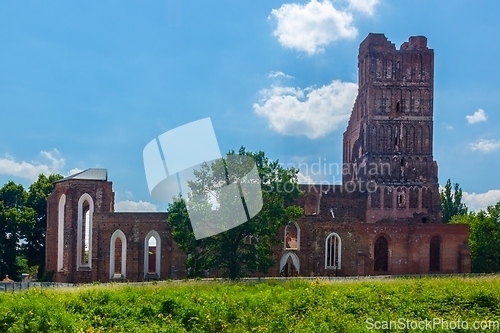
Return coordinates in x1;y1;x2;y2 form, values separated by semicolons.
360;33;430;55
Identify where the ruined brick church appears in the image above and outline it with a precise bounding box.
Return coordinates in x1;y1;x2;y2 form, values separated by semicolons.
45;33;470;283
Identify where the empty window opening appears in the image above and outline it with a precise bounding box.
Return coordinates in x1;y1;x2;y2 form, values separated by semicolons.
284;223;299;250
77;194;94;269
429;236;440;272
374;236;389;271
147;236;157;274
422;217;428;224
396;102;400;113
401;157;404;167
325;233;341;269
144;230;161;278
398;193;405;207
57;194;66;272
81;203;90;265
279;252;300;277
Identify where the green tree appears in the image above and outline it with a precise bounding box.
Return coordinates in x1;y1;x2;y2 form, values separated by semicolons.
23;174;63;277
0;181;30;280
167;147;303;280
0;174;62;280
451;201;500;272
440;179;467;223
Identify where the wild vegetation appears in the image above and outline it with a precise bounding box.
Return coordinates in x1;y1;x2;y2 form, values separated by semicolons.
1;276;500;332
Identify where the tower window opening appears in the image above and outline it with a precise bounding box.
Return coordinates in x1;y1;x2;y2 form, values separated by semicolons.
396;102;400;113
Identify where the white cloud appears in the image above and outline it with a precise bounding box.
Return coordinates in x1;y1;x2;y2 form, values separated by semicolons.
470;139;500;153
269;0;357;55
67;168;84;176
115;200;158;212
466;108;487;124
0;149;65;181
253;80;358;139
297;171;315;184
463;190;500;212
268;71;294;79
347;0;379;16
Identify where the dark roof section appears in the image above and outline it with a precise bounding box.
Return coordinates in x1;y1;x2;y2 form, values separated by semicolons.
54;168;108;183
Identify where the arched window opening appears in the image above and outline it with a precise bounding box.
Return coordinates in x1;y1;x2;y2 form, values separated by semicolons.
77;194;94;270
57;194;66;272
325;233;341;269
429;236;440;272
284;222;300;250
279;252;300;277
374;236;389;272
144;230;161;279
148;237;157;274
82;207;90;265
109;229;127;279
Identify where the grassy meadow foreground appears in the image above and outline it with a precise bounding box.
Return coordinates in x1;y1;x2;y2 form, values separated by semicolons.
1;276;500;332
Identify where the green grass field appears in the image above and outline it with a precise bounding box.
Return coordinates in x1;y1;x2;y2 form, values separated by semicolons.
1;276;500;332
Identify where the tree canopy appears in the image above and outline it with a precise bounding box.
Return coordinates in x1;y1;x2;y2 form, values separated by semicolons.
167;147;303;280
440;179;467;223
451;201;500;273
0;174;62;280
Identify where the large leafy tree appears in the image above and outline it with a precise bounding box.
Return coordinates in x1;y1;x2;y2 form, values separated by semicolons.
0;181;31;280
24;174;63;276
167;147;303;280
451;201;500;273
0;174;62;280
440;179;467;223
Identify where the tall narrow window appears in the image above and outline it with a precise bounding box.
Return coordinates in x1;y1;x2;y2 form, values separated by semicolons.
82;208;90;265
77;194;94;269
284;222;300;250
374;236;389;271
144;230;161;278
57;194;66;271
325;232;341;269
109;229;127;279
429;236;440;272
148;237;156;273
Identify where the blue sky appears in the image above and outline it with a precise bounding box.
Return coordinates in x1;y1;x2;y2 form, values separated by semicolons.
0;0;499;212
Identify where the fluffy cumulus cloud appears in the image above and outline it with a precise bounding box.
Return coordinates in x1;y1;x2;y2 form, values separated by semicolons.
0;149;65;181
470;139;500;153
253;80;358;139
269;0;358;55
115;200;158;212
466;108;487;124
297;171;315;184
67;168;84;176
463;190;500;212
347;0;379;16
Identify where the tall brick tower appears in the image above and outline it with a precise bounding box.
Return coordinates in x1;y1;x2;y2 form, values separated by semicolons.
343;33;441;223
